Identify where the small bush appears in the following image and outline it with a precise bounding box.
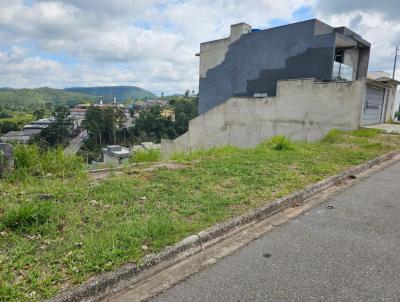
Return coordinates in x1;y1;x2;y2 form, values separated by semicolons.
322;129;344;144
131;149;161;163
267;135;294;151
0;202;54;232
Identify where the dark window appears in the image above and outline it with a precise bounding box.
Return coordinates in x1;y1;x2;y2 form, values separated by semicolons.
334;49;344;63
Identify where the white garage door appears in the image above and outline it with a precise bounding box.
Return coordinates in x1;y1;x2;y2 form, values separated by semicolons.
361;86;385;126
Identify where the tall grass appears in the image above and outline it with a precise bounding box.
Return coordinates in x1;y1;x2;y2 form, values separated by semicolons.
349;128;382;137
9;145;84;180
322;128;382;144
321;129;344;144
130;149;161;163
0;201;54;232
171;145;240;162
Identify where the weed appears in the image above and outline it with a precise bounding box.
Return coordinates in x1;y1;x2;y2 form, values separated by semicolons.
267;135;295;151
0;202;54;232
172;145;239;162
349;128;382;138
9;145;84;180
321;129;344;144
131;149;161;163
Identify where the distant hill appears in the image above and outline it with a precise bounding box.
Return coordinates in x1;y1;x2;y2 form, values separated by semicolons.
0;86;157;111
0;87;94;111
64;86;157;102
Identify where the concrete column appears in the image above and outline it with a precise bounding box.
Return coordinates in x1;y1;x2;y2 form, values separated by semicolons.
230;23;252;42
357;48;370;79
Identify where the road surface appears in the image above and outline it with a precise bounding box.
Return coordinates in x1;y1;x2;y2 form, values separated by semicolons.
150;161;400;302
64;130;87;155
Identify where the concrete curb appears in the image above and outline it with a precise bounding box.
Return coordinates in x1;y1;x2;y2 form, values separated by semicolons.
47;149;400;302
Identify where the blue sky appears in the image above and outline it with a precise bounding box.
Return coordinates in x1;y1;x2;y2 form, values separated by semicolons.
0;1;399;95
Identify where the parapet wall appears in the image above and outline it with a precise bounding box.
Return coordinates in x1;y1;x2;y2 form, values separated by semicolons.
162;79;366;157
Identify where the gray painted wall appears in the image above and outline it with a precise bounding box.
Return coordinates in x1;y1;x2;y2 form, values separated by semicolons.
198;19;370;114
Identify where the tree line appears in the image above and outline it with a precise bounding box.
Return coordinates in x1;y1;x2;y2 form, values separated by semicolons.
80;97;198;161
1;96;198;162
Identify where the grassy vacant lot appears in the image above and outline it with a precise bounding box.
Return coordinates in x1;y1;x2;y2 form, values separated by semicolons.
1;129;400;301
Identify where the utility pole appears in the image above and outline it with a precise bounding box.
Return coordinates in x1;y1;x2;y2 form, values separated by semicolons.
393;46;399;79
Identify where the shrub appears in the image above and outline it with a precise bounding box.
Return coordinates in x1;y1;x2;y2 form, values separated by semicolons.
0;202;54;232
267;135;294;151
13;144;42;177
42;147;84;177
131;149;161;163
322;129;344;144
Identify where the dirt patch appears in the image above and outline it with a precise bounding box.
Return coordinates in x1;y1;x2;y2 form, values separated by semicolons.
90;161;189;181
90;170;124;181
143;162;189;172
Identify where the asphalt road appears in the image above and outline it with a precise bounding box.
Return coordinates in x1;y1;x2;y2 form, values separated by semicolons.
64;130;87;155
151;161;400;302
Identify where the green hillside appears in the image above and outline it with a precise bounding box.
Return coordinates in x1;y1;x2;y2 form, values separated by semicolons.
64;86;157;102
0;88;93;111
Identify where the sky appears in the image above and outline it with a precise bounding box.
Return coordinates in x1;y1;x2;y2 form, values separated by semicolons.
0;0;400;95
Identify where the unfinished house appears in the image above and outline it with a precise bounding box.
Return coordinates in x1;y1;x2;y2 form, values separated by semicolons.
162;19;398;156
102;145;130;165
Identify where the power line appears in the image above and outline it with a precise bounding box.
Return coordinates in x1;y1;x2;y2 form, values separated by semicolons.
393;45;399;79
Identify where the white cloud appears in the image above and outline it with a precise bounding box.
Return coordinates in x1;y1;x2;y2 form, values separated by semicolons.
0;47;64;87
0;0;399;93
315;9;400;75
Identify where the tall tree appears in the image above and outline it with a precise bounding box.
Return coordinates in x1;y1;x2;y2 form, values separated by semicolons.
133;105;176;143
33;108;46;120
82;105;126;148
39;106;74;147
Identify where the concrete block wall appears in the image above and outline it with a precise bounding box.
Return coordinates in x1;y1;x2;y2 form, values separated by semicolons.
0;143;14;175
161;79;366;158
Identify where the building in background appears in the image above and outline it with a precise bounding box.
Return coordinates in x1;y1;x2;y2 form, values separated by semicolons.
197;19;371;114
102;145;130;164
367;71;400;122
70;104;89;119
0;130;36;144
162;19;399;157
0;118;54;143
132;142;160;153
